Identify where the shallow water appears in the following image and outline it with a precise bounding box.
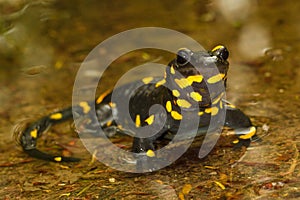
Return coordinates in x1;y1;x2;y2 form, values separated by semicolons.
1;0;300;199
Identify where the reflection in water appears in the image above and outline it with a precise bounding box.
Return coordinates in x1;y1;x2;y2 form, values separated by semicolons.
215;0;271;59
238;23;271;59
216;0;254;23
0;1;56;69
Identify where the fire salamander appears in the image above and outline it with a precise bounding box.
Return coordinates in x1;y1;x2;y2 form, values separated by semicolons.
17;45;257;164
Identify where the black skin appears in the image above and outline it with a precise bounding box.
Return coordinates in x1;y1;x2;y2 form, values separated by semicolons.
17;46;256;165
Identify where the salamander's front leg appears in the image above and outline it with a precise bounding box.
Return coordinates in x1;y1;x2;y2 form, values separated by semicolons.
132;136;159;172
223;101;257;148
132;127;171;172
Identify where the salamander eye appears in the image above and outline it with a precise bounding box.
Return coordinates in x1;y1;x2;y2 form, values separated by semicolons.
211;45;229;61
176;48;192;66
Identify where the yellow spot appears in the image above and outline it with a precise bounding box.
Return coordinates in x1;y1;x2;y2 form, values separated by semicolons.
198;111;204;116
54;157;62;162
205;107;218;116
142;77;153;84
211;107;219;116
79;101;91;114
212;93;224;105
238;126;256;140
145;115;155;125
186;75;203;84
166;101;172;112
172;90;180;97
173;100;177;105
155;79;166;87
117;124;123;130
146;149;155;157
30;129;38;139
207;73;226;84
135;115;141;127
205;108;211;114
220;101;223;109
226;103;236;109
212;45;224;52
171;111;182;120
109;102;116;108
190;92;202;102
174;78;190;89
232;139;239;144
214;181;226;190
96;89;111;104
176;99;191;108
106;120;112;127
50;113;63;120
170;66;175;74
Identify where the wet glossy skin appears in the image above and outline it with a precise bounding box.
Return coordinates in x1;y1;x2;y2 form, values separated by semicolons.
17;45;256;163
